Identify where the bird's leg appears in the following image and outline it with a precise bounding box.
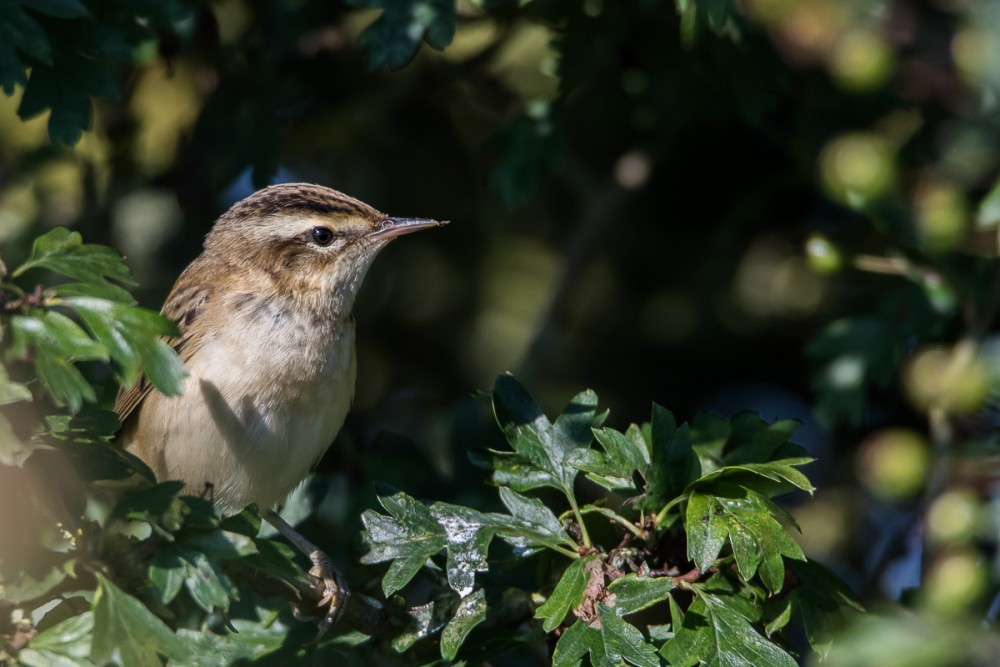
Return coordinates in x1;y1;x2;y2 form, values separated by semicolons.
263;509;349;636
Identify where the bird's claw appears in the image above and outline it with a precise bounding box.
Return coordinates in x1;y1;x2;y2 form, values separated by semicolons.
305;549;349;641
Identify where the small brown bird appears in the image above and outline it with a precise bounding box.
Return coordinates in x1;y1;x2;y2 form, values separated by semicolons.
115;182;446;621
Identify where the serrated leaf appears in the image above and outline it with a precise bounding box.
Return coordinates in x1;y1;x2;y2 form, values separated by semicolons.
360;489;446;597
597;604;660;667
691;458;816;497
60;295;185;393
13;227;135;287
441;588;488;660
552;620;598;667
391;589;458;653
489;375;603;500
8;311;108;411
536;556;593;632
639;405;700;510
573;424;649;490
91;573;193;667
722;412;806;465
685;485;804;590
607;574;675;616
661;593;796;667
17;610;96;667
496;486;575;553
429;502;500;597
685;491;729;573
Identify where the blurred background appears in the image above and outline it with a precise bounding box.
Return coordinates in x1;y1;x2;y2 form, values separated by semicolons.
4;0;1000;659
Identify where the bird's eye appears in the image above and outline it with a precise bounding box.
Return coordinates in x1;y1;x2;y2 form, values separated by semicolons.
310;227;336;247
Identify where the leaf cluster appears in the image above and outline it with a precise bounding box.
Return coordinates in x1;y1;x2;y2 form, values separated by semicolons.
358;375;861;664
1;0;189;144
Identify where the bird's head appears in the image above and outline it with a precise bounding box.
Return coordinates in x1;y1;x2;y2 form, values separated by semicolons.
204;183;446;306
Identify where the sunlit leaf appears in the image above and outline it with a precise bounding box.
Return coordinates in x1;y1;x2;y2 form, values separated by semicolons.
440;588;488;660
13;227;134;288
487;375;603;501
360;488;446;597
8;311;107;411
60;295;185;394
428;502;499;597
495;486;575;554
607;573;676;616
661;592;796;667
685;485;804;590
535;556;594;632
17;611;96;667
92;574;193;666
597;604;660;667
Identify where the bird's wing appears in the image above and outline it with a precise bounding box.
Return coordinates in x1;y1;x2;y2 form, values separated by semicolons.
114;273;212;425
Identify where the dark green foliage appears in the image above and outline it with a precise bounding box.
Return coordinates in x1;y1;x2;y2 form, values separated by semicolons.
1;0;190;143
360;375;855;662
348;0;456;69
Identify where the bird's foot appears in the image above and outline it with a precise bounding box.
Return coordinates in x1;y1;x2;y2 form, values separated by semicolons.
304;549;350;640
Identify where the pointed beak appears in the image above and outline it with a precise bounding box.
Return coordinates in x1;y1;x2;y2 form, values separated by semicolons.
369;217;449;240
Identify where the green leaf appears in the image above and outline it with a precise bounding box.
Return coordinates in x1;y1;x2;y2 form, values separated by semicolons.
691;458;816;497
149;548;185;605
17;611;96;667
685;491;728;573
429;501;500;597
182;549;238;613
496;486;575;553
441;588;488;660
786;560;864;658
91;573;193;667
607;574;675;616
764;597;793;638
685;486;804;589
349;0;456;69
552;619;598;667
173;617;290;665
656;406;701;499
8;311;108;411
360;489;446;597
661;592;796;667
60;295;186;394
13;227;135;288
488;375;603;500
597;604;660;667
639;405;700;510
574;424;650;490
535;556;593;632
